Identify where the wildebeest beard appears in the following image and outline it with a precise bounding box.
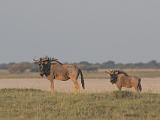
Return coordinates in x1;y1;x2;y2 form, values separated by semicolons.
110;74;118;84
40;62;51;77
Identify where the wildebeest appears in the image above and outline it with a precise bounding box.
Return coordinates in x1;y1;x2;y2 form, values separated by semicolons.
105;70;142;92
33;57;85;93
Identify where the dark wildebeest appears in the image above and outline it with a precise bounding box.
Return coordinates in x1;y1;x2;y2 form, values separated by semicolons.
105;70;142;92
33;57;85;93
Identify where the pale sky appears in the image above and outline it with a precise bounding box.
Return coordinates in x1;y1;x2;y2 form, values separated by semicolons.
0;0;160;63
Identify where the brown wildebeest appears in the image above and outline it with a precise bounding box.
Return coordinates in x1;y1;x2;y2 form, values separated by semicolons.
105;70;142;92
33;57;85;93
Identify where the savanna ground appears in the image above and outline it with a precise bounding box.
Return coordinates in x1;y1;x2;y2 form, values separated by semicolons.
0;89;160;120
0;69;160;120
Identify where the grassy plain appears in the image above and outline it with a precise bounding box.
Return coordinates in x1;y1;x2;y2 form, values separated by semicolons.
0;89;160;120
0;69;160;120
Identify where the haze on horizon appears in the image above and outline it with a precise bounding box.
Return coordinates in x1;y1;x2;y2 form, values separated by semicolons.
0;1;160;64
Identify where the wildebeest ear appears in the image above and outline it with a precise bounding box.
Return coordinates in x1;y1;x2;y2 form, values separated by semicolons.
114;70;119;74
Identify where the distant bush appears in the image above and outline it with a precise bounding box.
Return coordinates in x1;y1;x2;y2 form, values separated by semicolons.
0;60;160;73
8;62;34;73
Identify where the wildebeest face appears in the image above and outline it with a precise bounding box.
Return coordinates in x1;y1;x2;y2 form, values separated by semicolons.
105;70;118;84
33;57;54;77
39;63;45;76
109;73;118;84
38;61;51;77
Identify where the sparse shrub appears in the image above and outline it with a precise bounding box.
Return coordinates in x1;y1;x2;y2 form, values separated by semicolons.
111;90;139;99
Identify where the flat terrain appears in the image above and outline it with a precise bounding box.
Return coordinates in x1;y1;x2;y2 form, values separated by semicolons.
0;78;159;93
0;73;160;120
0;89;160;120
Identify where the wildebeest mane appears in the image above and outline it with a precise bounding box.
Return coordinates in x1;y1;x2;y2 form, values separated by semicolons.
50;58;63;65
114;70;128;76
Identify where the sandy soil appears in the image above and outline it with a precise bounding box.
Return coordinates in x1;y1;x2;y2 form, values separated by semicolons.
0;78;159;93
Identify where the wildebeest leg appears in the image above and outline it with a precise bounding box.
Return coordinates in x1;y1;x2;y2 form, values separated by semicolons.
50;79;54;94
72;79;80;93
116;84;122;91
133;85;141;97
134;85;141;94
134;87;139;92
118;87;122;91
138;79;142;92
138;83;142;92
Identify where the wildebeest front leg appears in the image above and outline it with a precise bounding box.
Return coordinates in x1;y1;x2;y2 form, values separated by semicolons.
72;79;80;93
50;79;54;94
118;87;122;91
49;69;55;94
116;84;122;91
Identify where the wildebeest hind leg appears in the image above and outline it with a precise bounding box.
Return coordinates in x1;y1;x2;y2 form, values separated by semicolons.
134;85;140;93
137;84;142;93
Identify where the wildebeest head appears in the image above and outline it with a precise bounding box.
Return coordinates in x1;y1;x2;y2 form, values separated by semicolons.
33;56;54;77
105;70;118;84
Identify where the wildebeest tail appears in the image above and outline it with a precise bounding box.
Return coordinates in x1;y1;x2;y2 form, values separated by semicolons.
138;78;142;92
79;69;85;89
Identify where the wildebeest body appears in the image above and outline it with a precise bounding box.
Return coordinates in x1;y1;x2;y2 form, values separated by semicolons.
33;57;85;93
116;74;141;90
106;70;142;92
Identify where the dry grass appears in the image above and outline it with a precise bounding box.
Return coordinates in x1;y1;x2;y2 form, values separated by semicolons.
0;69;160;119
0;89;160;120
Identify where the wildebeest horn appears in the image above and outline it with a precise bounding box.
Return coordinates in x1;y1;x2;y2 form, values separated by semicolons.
42;58;48;61
33;58;40;63
51;57;58;61
40;56;49;62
